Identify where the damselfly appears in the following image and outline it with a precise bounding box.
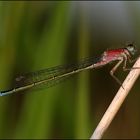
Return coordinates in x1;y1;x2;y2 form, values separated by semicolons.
0;43;137;96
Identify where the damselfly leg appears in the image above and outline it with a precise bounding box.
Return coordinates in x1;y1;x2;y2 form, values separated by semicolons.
110;59;124;88
110;54;140;89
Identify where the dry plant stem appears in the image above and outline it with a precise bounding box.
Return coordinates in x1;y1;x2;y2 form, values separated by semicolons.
90;57;140;139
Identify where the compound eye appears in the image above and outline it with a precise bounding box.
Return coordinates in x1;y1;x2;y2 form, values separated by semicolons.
128;43;133;47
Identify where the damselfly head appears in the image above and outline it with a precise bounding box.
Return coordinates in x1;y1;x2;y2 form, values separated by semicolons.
126;43;137;55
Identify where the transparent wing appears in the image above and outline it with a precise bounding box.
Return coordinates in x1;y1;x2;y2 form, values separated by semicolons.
14;56;100;89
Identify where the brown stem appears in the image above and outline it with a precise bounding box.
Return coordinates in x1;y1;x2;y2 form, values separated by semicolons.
90;57;140;139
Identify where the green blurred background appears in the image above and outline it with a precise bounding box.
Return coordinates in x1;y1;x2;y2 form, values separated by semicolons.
0;1;140;139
